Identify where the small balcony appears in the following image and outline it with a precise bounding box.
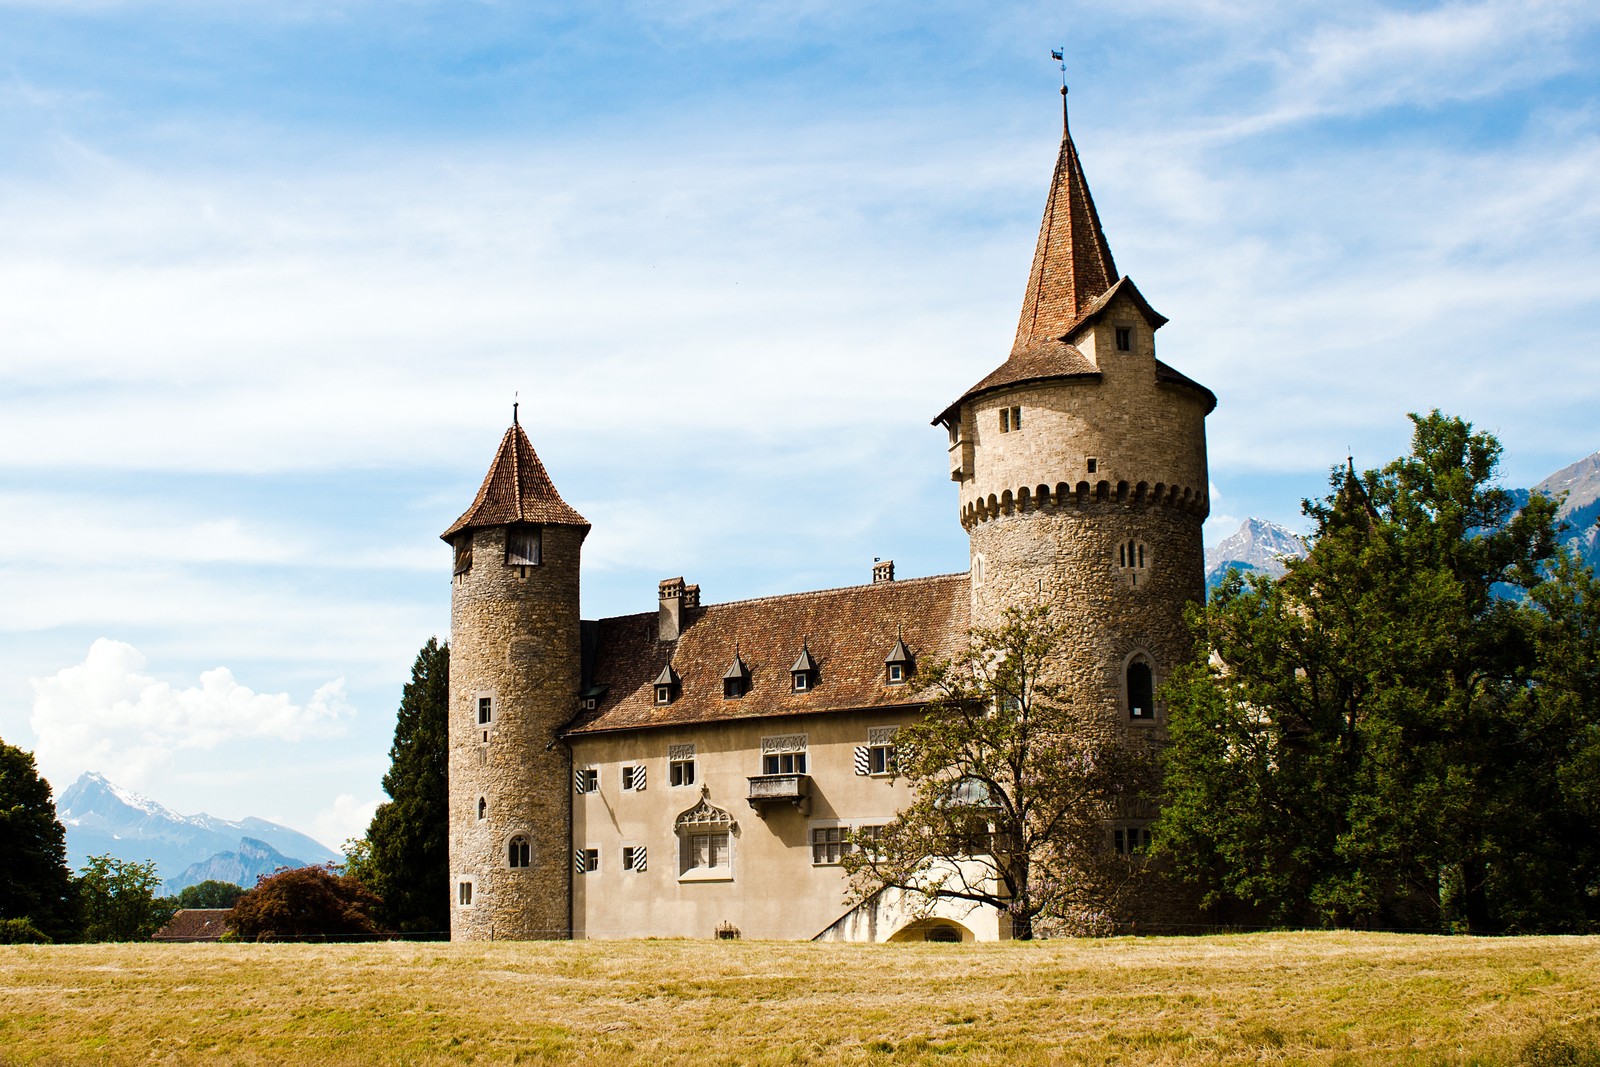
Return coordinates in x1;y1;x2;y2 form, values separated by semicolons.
746;774;811;817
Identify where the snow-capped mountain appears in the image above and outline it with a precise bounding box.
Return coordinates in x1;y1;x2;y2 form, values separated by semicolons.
1532;450;1600;569
55;771;337;885
1205;518;1306;586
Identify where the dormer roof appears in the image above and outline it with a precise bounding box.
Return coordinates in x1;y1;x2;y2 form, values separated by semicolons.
885;636;913;666
653;662;680;688
722;652;750;682
441;419;589;541
790;643;817;675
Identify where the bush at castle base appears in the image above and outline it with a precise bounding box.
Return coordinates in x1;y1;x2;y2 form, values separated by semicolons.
227;865;384;942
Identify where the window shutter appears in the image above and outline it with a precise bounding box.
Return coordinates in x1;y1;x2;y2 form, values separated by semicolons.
633;845;647;872
574;849;586;873
573;769;586;794
854;746;870;775
633;765;646;791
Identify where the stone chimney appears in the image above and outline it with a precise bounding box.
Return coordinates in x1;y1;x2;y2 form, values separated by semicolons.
659;577;686;642
872;559;895;584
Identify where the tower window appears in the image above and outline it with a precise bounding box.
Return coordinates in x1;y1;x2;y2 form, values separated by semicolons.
458;880;474;906
1128;658;1155;720
1115;327;1132;351
453;534;473;575
505;526;541;566
1087;458;1098;474
477;796;487;821
508;835;530;868
477;695;493;726
1114;825;1153;854
999;405;1022;433
1118;538;1151;588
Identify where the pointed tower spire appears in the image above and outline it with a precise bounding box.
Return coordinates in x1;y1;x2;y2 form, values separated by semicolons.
1011;116;1119;355
441;421;589;540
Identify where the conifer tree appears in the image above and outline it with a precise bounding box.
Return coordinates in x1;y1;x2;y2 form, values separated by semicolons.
1158;412;1598;931
0;739;77;941
357;637;449;934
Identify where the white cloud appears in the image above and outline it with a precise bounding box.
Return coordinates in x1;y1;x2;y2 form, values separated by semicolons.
29;639;354;788
311;792;381;853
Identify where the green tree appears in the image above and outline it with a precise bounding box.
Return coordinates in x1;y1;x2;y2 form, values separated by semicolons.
0;739;77;941
1157;411;1596;931
174;880;246;910
226;865;382;941
358;637;449;934
842;606;1157;940
77;855;177;942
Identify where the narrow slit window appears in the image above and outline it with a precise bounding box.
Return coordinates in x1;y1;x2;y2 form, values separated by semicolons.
1115;327;1132;351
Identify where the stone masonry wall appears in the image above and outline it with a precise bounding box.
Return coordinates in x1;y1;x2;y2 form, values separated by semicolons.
448;523;585;941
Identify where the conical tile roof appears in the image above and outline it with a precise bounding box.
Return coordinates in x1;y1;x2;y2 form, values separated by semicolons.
441;420;589;540
1011;121;1118;355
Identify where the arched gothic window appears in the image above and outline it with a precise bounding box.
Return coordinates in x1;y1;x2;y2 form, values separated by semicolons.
508;834;530;869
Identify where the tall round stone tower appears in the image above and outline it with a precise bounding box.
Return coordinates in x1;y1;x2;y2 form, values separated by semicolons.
442;413;589;940
935;109;1215;736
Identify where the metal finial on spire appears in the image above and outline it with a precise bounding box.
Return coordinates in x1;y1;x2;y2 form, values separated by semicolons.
1051;47;1068;128
513;391;519;426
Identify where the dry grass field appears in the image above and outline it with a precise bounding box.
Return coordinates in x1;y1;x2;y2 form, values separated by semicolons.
2;932;1598;1066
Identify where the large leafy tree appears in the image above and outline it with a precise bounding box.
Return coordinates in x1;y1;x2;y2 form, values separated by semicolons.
227;865;382;941
0;740;77;941
355;637;449;933
1158;411;1597;931
842;606;1157;940
174;880;247;910
77;855;177;942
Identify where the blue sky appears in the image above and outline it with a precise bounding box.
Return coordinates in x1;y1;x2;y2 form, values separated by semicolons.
3;0;1597;849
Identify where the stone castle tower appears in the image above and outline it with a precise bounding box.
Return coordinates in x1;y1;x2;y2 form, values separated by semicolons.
442;413;588;940
935;110;1214;733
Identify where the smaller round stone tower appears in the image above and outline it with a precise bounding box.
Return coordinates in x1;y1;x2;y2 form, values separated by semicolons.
935;109;1215;738
443;412;589;941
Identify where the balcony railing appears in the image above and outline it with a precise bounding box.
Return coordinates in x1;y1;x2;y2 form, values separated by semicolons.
746;773;811;816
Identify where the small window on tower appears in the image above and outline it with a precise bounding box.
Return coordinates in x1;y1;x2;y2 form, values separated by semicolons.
508;835;530;868
458;880;474;906
1128;657;1155;721
453;533;473;576
476;796;487;821
1115;327;1132;351
1087;457;1098;474
477;695;493;726
999;406;1022;433
505;526;541;566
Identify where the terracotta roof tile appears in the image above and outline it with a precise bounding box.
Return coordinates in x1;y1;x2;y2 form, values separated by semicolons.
566;573;971;736
441;421;588;541
1013;125;1118;353
152;908;230;942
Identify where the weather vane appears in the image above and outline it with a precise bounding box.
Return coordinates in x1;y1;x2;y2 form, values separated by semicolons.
1051;47;1068;125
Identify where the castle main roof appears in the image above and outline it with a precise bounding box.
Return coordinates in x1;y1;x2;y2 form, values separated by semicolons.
441;419;589;540
565;572;971;736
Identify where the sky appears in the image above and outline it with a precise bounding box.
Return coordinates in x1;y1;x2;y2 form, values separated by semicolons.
2;0;1597;851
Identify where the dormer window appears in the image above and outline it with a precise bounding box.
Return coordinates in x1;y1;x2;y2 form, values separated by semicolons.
884;636;913;685
505;525;541;566
654;662;680;706
790;643;817;693
999;405;1022;433
722;651;750;700
1115;327;1132;351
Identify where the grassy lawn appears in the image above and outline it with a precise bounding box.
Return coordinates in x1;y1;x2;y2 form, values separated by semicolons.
2;932;1598;1065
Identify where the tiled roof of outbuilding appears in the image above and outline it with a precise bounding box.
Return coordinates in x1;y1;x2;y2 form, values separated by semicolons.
441;420;589;540
152;908;230;942
565;572;971;736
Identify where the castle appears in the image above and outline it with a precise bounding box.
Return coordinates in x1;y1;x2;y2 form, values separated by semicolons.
442;104;1214;942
